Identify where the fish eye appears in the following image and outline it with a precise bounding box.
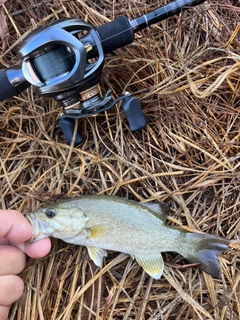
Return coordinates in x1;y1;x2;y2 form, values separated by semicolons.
45;208;56;218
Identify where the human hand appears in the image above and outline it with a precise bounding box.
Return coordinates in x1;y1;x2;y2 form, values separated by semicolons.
0;210;51;320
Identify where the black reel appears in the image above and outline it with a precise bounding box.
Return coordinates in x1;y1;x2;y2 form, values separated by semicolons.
17;19;147;145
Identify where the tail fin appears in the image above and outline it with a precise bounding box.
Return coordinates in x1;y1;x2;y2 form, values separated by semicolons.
184;233;230;278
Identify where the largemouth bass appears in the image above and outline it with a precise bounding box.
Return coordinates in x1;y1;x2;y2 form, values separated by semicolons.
27;195;230;279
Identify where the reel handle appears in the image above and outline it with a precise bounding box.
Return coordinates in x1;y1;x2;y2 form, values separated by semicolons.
59;94;147;145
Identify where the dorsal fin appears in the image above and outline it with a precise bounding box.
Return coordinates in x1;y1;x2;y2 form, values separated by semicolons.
139;202;169;221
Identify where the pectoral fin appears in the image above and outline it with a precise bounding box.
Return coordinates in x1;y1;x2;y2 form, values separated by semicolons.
135;253;164;280
87;247;108;267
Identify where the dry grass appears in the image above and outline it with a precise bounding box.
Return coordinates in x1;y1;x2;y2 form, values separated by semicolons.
0;0;239;319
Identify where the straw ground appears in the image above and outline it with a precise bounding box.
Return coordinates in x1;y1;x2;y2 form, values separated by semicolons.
0;0;239;319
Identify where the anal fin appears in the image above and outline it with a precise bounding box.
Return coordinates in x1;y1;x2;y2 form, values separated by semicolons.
87;247;108;267
135;253;164;280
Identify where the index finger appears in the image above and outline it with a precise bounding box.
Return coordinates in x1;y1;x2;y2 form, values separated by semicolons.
0;210;32;243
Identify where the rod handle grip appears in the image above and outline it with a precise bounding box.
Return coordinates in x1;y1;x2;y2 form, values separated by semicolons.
0;69;19;101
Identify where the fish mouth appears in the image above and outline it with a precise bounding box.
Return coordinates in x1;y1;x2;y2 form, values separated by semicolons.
26;213;46;242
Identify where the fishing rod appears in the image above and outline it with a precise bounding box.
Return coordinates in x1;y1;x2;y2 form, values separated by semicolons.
0;0;206;145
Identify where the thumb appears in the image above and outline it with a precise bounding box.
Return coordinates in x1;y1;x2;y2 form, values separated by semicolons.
7;238;51;258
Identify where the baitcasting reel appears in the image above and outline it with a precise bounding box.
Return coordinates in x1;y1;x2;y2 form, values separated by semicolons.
17;19;146;144
0;0;206;145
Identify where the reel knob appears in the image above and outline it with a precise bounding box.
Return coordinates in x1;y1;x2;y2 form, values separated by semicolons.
121;95;147;131
59;118;83;146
